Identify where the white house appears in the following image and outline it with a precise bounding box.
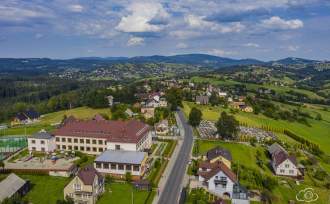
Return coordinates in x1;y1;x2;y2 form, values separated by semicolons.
94;150;148;180
219;92;227;97
28;131;56;153
268;143;300;177
198;161;237;198
155;120;169;136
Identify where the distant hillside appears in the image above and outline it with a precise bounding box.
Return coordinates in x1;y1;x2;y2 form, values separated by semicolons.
270;57;320;65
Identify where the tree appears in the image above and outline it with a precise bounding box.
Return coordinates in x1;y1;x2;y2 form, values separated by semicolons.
125;172;132;182
188;107;202;127
209;92;219;106
215;112;239;140
165;88;183;111
315;113;322;120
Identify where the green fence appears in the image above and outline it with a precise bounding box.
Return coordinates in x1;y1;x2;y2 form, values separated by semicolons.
0;136;27;160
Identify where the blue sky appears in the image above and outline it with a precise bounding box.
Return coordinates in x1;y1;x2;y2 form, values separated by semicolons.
0;0;329;60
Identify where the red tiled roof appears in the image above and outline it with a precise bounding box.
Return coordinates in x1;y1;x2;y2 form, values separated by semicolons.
198;161;237;182
53;119;150;143
273;151;297;167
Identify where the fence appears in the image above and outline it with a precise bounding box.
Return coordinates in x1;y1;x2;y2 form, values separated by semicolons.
0;136;27;161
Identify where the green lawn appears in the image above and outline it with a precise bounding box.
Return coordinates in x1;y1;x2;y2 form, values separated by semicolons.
98;183;154;204
2;106;111;136
183;101;330;155
20;174;70;204
197;140;272;175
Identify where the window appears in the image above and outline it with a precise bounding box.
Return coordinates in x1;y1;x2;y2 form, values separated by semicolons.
56;137;60;142
57;145;60;149
289;170;294;174
115;145;121;150
68;146;72;150
68;138;72;143
96;163;102;168
80;146;85;151
74;183;81;191
126;165;132;171
80;139;84;144
74;146;78;150
61;138;66;142
118;164;124;170
280;169;285;173
40;140;45;144
86;139;90;144
32;147;36;151
98;140;103;145
31;140;36;144
111;164;117;170
103;163;109;169
133;165;140;172
41;147;45;151
93;147;97;152
92;140;96;144
62;145;66;149
74;138;78;143
285;164;289;168
99;148;103;152
86;147;91;151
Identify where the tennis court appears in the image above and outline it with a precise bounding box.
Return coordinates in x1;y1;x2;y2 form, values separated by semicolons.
0;136;27;160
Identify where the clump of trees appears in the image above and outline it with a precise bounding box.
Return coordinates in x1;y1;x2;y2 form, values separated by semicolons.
215;112;239;140
165;88;183;111
188;107;202;127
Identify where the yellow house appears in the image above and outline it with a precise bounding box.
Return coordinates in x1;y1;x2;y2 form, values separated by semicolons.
203;146;232;169
64;166;104;204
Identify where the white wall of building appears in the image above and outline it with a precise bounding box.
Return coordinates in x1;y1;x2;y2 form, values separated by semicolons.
28;137;56;152
207;171;235;198
274;159;298;176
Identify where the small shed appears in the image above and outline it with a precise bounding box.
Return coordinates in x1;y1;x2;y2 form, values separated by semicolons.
0;173;30;202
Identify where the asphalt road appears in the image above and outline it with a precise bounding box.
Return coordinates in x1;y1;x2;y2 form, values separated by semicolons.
158;109;194;204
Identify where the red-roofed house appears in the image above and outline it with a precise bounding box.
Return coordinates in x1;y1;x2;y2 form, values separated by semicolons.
198;161;237;198
64;166;104;204
53;119;152;155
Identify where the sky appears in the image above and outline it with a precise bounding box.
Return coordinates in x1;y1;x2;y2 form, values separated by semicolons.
0;0;330;60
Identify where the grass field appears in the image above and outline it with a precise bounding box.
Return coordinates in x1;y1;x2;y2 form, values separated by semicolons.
183;101;330;155
197;140;272;175
20;174;70;204
2;106;111;136
98;183;154;204
190;76;324;100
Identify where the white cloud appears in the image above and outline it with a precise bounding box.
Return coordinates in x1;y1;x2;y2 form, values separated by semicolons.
0;5;51;22
208;49;237;56
127;37;144;46
68;4;84;13
184;14;245;33
261;16;304;30
176;42;188;49
243;43;260;48
287;45;300;51
169;30;202;39
116;2;169;33
35;33;44;39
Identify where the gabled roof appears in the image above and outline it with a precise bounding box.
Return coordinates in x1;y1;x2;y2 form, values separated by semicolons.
77;165;102;186
0;173;27;202
53;119;150;143
198;161;237;182
30;131;53;139
206;146;232;161
268;143;297;167
16;110;40;121
268;143;285;155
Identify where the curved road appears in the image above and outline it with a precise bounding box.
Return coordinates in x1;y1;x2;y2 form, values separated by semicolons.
158;110;194;204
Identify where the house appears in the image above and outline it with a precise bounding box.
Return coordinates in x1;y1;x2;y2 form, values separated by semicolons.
198;161;237;198
0;173;30;203
203;146;232;169
106;95;114;107
239;105;253;113
94;150;148;180
53;119;152;155
219;92;227;97
196;95;209;105
141;106;155;119
268;143;301;177
159;98;168;107
64;166;104;204
232;183;250;204
11;110;40;126
28;130;56;153
155;120;169;136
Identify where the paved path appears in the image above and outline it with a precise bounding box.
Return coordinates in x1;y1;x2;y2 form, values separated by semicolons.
157;109;194;204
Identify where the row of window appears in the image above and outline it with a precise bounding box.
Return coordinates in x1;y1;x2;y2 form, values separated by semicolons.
279;169;295;174
31;147;45;151
58;145;104;152
56;137;105;145
31;140;45;144
95;162;140;172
